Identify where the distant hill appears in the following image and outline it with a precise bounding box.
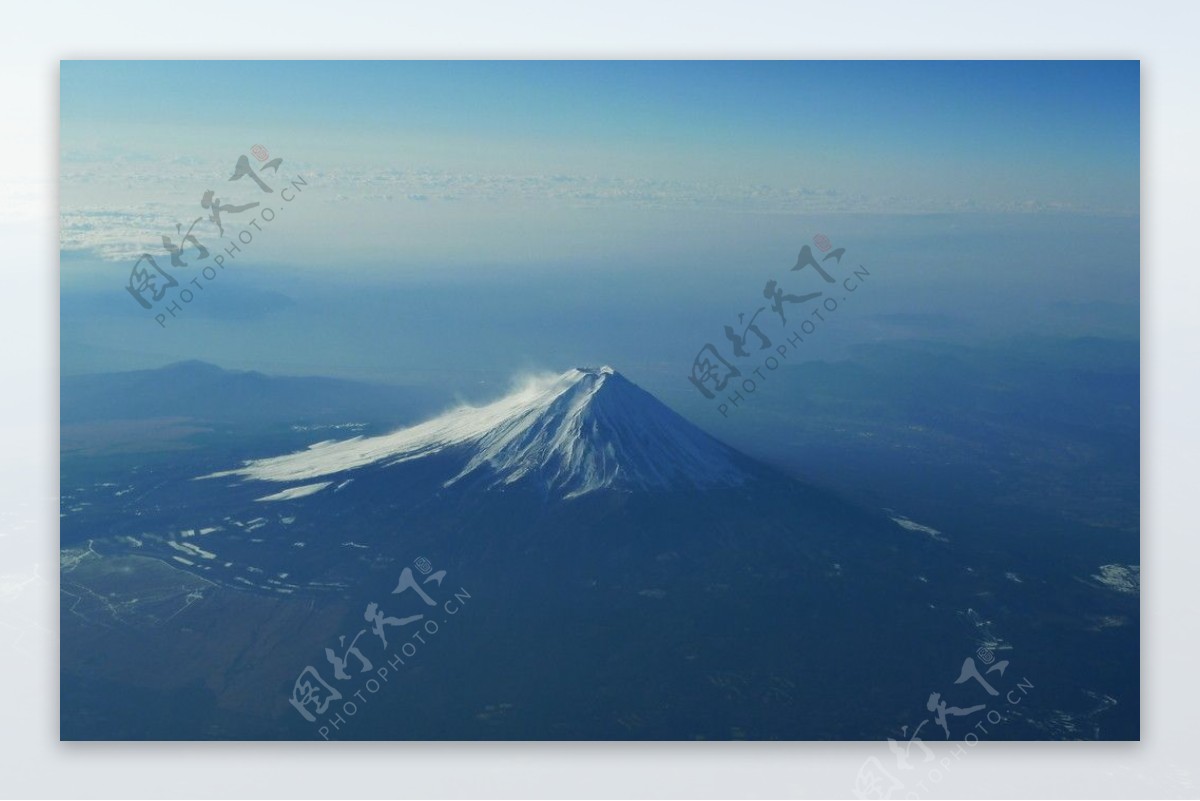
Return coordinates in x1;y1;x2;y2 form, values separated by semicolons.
61;360;449;427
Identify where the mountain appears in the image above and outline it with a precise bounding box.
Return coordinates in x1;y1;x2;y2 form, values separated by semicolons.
61;363;1031;741
206;366;755;500
60;358;1141;741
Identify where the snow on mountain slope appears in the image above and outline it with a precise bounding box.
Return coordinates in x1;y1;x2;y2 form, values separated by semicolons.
203;366;753;499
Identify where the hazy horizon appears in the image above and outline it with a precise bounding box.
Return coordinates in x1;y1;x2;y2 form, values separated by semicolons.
61;61;1138;392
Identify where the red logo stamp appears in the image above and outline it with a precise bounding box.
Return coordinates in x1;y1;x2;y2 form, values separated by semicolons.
251;144;270;162
813;233;832;253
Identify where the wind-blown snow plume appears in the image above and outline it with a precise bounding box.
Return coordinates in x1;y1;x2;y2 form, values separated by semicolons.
203;366;752;499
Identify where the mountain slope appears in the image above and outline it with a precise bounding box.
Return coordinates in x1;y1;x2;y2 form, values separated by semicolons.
206;366;754;499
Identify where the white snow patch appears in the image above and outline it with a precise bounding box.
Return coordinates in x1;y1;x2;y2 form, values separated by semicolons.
1092;564;1139;595
168;541;217;560
889;514;948;542
254;482;332;502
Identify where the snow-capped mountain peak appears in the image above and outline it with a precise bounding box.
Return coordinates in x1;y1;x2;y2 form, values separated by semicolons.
204;366;752;499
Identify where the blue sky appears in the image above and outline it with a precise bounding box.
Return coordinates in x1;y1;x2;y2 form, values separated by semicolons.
61;61;1139;158
61;60;1138;211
